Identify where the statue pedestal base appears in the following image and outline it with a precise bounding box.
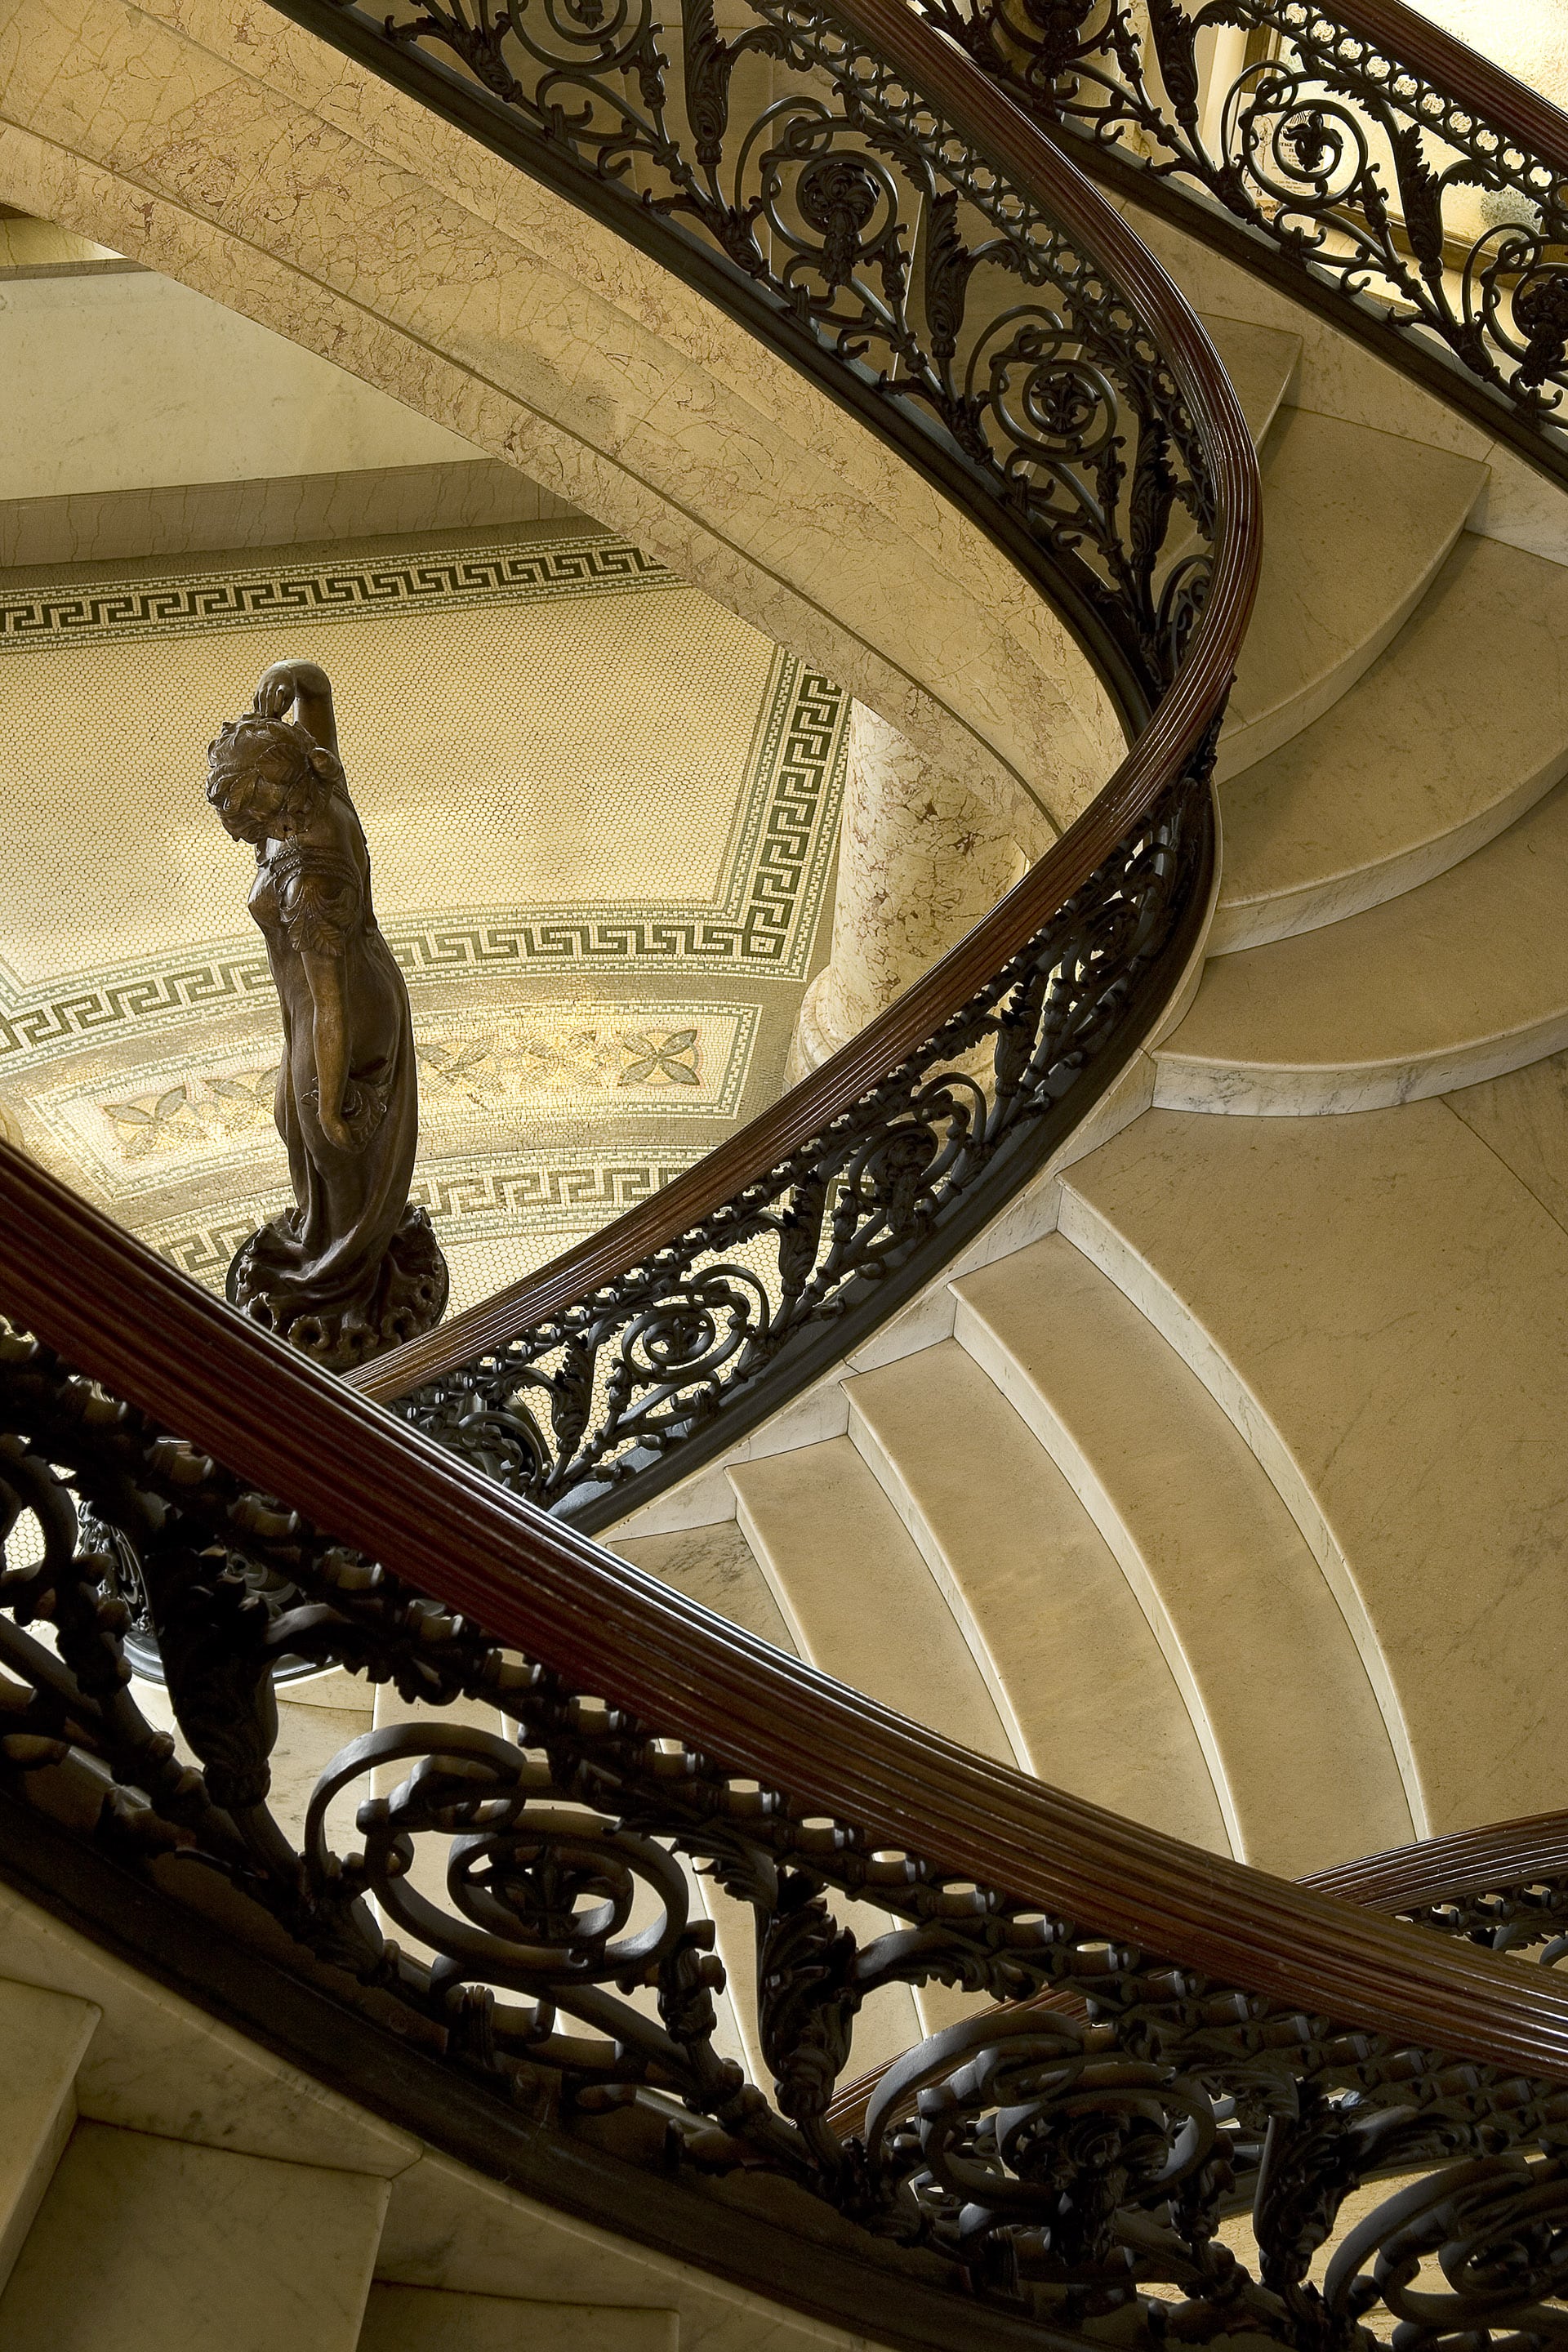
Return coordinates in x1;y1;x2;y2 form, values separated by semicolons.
227;1203;448;1372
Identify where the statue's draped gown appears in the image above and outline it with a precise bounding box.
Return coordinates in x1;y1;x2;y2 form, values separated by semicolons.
241;790;419;1340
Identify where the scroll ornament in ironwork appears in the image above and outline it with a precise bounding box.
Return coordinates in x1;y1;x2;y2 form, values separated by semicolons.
353;0;1219;701
5;1323;1568;2341
930;0;1568;457
394;765;1212;1526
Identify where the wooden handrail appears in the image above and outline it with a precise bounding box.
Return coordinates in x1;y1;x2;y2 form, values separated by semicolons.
350;0;1263;1402
1330;0;1568;176
1306;1808;1568;1913
7;1138;1568;2083
826;1812;1568;2136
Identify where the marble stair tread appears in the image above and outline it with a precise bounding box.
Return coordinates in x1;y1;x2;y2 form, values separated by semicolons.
947;1239;1412;1875
1198;313;1300;448
359;2286;678;2350
1218;408;1486;780
1444;1044;1568;1237
727;1438;1014;1763
1214;532;1568;951
0;2121;390;2352
841;1341;1230;1855
1156;777;1568;1113
0;1980;100;2297
1056;1101;1568;1834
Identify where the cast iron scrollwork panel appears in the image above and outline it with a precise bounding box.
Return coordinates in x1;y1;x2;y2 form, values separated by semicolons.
5;1323;1568;2342
924;0;1568;471
394;767;1210;1523
321;0;1218;696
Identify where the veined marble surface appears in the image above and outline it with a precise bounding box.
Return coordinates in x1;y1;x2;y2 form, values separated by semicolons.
0;2123;391;2350
1217;408;1486;782
1214;532;1568;952
0;0;1127;842
1058;1098;1568;1835
0;1978;100;2296
1157;779;1568;1115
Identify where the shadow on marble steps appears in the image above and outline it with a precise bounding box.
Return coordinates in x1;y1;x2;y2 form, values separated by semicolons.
360;2287;677;2350
1213;531;1568;952
726;1229;1413;1882
1054;1094;1568;1840
0;1901;866;2352
1199;313;1300;451
1158;773;1568;1113
1216;407;1486;783
636;1049;1568;1873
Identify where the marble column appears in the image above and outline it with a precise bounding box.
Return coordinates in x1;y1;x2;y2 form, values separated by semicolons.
787;703;1028;1080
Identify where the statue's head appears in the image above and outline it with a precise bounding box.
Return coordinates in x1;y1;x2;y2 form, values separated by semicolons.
206;714;345;845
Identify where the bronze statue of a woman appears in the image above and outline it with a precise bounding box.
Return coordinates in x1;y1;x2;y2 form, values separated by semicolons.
207;659;448;1370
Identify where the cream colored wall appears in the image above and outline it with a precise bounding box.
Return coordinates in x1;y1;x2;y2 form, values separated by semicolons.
1413;0;1568;106
0;268;483;501
0;205;116;262
0;0;1128;850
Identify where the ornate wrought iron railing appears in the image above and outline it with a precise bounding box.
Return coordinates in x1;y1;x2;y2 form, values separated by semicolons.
243;0;1267;1526
6;1152;1568;2350
933;0;1568;488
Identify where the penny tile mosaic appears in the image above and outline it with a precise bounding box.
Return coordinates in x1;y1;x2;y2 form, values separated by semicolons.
0;522;846;1312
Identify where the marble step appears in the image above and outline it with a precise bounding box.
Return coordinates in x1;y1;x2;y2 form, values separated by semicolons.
0;2120;390;2351
728;1437;1016;1768
1200;313;1299;448
1218;408;1486;780
840;1339;1231;1857
1214;532;1568;951
1156;777;1568;1113
727;1441;1021;2061
0;1980;100;2297
1056;1099;1568;1837
359;2286;676;2350
946;1238;1414;1875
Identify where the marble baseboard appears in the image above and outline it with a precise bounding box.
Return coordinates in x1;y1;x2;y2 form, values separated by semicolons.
0;460;577;570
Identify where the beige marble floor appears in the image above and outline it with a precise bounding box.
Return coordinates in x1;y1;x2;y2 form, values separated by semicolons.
0;520;847;1311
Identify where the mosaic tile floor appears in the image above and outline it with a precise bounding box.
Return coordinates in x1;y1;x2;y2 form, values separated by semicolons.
0;521;848;1313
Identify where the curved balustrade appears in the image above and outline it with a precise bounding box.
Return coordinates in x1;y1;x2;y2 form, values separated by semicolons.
6;1145;1568;2350
1307;1808;1568;1941
257;0;1267;1529
932;0;1568;486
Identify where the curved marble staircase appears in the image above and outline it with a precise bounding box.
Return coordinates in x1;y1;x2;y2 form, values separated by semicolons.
608;258;1568;1886
5;18;1568;2346
0;1895;804;2350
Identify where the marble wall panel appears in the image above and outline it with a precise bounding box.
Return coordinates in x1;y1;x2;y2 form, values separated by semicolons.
0;0;1129;844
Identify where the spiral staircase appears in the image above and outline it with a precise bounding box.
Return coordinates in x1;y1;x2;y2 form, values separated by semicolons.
3;0;1568;2347
637;232;1568;1881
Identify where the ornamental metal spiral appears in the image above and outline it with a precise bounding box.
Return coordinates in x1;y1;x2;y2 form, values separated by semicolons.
4;1322;1568;2341
924;0;1568;473
314;0;1221;691
263;0;1241;1524
392;771;1211;1525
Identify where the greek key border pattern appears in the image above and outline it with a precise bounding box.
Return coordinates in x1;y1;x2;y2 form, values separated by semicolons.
149;1149;706;1285
0;662;848;1067
0;535;678;648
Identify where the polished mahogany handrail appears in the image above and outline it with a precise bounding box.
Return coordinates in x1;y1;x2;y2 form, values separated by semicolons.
349;0;1263;1405
1305;1808;1568;1913
825;1810;1568;2136
7;1138;1568;2083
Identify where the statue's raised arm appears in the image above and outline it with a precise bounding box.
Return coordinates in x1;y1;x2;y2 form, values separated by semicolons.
206;662;448;1370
